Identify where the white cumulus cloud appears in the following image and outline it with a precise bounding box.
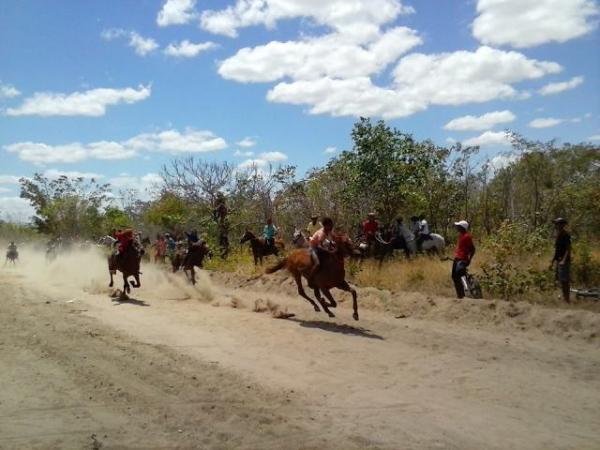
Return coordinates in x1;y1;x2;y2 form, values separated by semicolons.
237;137;257;148
234;150;255;157
201;0;414;39
0;82;20;99
5;85;151;117
539;76;584;96
0;197;36;223
473;0;599;48
0;175;22;184
43;169;105;180
266;47;561;119
529;118;564;128
219;27;422;82
588;134;600;141
463;131;512;147
444;110;516;131
5;129;227;165
164;40;216;57
101;29;159;56
259;151;287;162
157;0;197;26
324;146;337;154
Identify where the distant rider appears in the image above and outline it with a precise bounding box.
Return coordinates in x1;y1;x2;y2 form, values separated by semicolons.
306;214;321;237
362;212;380;245
452;220;475;299
263;217;278;249
416;215;432;251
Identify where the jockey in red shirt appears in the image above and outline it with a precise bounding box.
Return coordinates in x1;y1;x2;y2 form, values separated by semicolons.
115;229;134;254
362;212;379;243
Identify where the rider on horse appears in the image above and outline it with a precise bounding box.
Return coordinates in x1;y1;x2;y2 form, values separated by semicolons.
115;229;135;263
308;217;336;283
8;241;17;253
306;214;321;237
362;212;380;246
263;218;278;250
415;215;432;252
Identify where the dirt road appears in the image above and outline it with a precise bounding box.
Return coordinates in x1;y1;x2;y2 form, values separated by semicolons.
1;249;599;449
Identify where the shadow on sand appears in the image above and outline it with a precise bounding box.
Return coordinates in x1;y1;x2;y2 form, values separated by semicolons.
111;295;149;307
285;318;384;340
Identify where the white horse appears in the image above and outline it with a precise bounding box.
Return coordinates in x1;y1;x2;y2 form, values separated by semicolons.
292;228;309;248
97;235;117;248
407;233;445;255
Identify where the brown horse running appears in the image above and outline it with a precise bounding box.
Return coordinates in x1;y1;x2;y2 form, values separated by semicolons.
108;244;143;297
240;230;285;265
266;233;359;320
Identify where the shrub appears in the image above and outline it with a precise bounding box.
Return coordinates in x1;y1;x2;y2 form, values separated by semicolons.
480;221;553;300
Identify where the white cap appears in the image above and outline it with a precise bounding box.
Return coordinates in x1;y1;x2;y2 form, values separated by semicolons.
454;220;469;230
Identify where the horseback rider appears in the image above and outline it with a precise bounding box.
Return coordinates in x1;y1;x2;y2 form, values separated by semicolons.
114;229;135;264
7;241;17;256
308;216;336;282
550;217;571;303
452;220;476;299
362;212;380;245
185;229;203;251
416;215;432;251
263;217;278;249
306;214;321;237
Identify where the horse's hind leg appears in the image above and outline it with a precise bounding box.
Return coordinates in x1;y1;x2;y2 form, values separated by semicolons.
109;270;114;287
294;273;320;312
338;280;359;321
321;288;337;308
313;287;336;316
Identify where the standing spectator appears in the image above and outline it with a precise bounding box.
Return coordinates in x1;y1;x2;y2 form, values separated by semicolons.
452;220;476;299
550;217;571;303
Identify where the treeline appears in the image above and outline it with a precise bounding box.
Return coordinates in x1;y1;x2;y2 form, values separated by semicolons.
10;117;600;244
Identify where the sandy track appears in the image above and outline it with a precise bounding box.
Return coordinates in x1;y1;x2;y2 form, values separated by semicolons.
1;249;599;449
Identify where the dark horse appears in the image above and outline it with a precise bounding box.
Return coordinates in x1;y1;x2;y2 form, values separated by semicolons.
108;244;143;297
240;230;285;265
265;233;359;320
5;249;18;265
172;242;212;285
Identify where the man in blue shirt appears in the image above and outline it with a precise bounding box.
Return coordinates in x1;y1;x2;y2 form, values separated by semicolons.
263;217;278;249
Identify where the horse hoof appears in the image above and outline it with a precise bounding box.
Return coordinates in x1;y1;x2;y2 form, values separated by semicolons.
313;305;320;312
327;312;335;318
353;312;359;321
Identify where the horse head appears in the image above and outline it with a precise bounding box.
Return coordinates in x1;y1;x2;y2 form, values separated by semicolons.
333;232;356;257
240;229;255;244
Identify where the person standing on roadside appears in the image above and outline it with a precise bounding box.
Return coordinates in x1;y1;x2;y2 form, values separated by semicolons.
550;217;571;303
452;220;475;299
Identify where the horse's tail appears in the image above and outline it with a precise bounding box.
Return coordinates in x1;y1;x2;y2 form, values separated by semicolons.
265;258;287;274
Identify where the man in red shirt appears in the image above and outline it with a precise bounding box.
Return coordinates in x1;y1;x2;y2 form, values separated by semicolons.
362;212;379;245
452;220;476;299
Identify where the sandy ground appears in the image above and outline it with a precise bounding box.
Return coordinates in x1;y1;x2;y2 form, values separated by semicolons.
1;248;599;450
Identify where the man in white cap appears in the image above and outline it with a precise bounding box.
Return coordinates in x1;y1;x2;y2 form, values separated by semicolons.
452;220;475;299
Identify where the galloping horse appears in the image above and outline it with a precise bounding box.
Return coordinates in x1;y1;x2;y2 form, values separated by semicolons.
240;230;285;265
410;233;446;255
108;243;143;297
266;233;359;320
5;248;18;265
172;242;212;285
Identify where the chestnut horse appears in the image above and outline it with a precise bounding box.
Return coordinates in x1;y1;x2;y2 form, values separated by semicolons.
240;230;285;265
265;233;359;320
108;244;143;297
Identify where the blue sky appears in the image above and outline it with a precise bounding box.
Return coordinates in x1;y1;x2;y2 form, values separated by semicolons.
0;0;599;221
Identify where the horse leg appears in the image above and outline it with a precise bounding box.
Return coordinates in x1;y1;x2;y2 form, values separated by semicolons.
131;273;141;288
312;287;335;315
338;280;359;321
294;273;320;312
123;274;130;296
109;270;114;287
190;266;196;285
318;289;336;318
